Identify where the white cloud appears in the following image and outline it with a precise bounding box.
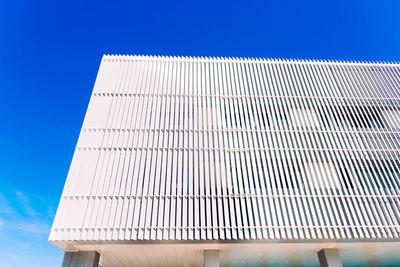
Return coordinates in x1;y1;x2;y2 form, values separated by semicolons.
0;193;15;215
17;242;30;249
18;222;50;237
46;206;56;220
0;189;54;240
15;190;40;217
0;189;58;266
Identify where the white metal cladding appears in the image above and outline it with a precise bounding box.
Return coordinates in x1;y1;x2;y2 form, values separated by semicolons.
50;55;400;243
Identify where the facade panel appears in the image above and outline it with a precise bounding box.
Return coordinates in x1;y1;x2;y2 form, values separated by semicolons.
50;55;400;265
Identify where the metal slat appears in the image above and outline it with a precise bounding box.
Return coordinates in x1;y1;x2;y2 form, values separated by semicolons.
50;56;400;245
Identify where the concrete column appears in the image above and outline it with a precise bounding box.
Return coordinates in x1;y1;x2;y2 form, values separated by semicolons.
204;250;219;267
318;248;342;267
61;251;100;267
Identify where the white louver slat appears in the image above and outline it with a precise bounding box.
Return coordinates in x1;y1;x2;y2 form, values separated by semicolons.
50;55;400;243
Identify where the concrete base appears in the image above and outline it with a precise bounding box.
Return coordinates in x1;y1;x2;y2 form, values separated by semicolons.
61;251;100;267
204;250;219;267
318;248;342;267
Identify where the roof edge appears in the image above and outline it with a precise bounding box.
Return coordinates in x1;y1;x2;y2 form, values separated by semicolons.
101;54;400;66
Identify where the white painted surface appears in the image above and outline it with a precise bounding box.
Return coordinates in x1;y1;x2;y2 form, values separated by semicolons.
204;250;219;267
318;248;343;267
50;55;400;259
65;242;400;267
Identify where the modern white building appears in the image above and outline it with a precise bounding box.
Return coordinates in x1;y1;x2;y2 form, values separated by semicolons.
50;55;400;266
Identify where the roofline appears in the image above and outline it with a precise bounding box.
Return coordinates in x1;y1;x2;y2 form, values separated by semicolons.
101;54;400;67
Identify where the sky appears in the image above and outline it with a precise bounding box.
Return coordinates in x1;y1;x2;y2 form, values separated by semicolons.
0;0;400;266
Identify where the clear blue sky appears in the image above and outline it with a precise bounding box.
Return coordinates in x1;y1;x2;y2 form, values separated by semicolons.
0;0;400;266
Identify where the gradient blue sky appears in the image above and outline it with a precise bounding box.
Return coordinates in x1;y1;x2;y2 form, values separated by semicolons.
1;0;400;266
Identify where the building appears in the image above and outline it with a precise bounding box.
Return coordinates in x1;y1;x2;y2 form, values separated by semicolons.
50;55;400;266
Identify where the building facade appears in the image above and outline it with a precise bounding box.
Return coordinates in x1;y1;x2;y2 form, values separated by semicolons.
50;55;400;266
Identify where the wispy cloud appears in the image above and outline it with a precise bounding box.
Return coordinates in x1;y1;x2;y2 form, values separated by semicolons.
0;252;22;267
0;193;15;215
17;242;30;249
0;189;55;240
20;221;50;234
0;188;61;266
46;206;56;220
15;190;40;217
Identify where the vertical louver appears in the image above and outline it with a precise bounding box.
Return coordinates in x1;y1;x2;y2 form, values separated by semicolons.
50;55;400;243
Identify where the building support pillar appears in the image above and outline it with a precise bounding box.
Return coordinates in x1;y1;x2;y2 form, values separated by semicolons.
318;248;342;267
61;251;100;267
204;249;219;267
